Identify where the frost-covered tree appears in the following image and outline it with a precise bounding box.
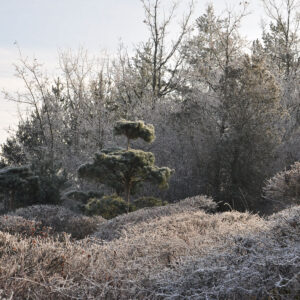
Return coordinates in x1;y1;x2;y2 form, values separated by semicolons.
258;0;300;166
261;0;300;77
212;56;284;209
112;0;194;118
174;3;250;200
78;120;174;211
2;49;116;179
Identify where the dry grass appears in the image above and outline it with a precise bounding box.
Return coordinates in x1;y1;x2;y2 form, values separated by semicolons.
0;201;298;299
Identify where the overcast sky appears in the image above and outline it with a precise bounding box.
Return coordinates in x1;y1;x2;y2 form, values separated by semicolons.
0;0;266;143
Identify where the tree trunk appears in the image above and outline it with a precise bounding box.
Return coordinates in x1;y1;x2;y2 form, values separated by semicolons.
9;191;15;211
125;183;131;213
127;137;130;150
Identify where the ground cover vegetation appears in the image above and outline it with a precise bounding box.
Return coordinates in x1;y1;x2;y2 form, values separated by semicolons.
0;199;298;299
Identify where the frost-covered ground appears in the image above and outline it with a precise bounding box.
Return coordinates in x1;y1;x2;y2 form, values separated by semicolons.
0;197;298;299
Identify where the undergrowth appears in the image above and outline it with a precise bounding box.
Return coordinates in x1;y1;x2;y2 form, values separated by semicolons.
0;199;298;299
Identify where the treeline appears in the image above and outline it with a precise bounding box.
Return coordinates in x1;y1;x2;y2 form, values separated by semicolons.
1;0;299;213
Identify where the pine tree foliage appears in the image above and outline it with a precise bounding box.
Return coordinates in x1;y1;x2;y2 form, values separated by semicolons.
0;166;39;211
85;194;129;219
114;119;155;146
78;120;173;211
213;56;284;208
79;149;172;191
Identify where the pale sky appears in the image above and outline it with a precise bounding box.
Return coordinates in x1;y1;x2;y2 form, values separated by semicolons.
0;0;265;143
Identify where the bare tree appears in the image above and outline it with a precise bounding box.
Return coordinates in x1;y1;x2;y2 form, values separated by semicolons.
138;0;194;106
2;48;115;179
261;0;300;76
3;47;56;167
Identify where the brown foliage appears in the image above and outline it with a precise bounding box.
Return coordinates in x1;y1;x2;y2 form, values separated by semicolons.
0;201;297;299
10;205;105;239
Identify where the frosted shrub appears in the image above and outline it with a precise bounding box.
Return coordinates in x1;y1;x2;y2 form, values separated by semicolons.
11;205;105;239
0;215;52;237
263;161;300;208
12;205;77;220
94;195;217;240
268;205;300;244
0;205;298;298
132;196;167;209
176;195;217;212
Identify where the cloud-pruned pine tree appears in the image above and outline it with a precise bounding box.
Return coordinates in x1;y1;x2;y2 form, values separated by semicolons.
78;120;174;211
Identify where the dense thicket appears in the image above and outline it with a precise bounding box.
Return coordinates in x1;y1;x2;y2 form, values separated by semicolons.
1;0;299;213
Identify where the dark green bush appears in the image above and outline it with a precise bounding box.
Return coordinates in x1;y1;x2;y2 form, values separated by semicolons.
85;195;131;219
64;190;104;204
132;197;167;210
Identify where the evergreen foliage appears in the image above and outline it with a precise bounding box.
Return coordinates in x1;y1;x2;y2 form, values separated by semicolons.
1;137;26;166
64;190;104;203
79;148;173;210
114;119;155;148
1;122;67;207
31;160;66;206
0;162;65;211
213;56;284;209
79;120;173;211
0;166;40;211
85;195;129;219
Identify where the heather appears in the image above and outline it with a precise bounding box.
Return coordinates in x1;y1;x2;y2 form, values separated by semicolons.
0;202;298;299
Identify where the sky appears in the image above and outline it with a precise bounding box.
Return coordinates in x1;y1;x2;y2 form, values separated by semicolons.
0;0;266;144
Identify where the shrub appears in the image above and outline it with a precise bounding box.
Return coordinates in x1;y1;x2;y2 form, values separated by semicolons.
0;205;298;298
263;161;300;209
62;190;105;213
268;205;300;243
94;195;217;240
132;197;167;210
0;215;52;237
10;205;105;239
61;215;105;239
85;195;130;219
0;166;40;211
176;195;218;212
63;190;104;203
